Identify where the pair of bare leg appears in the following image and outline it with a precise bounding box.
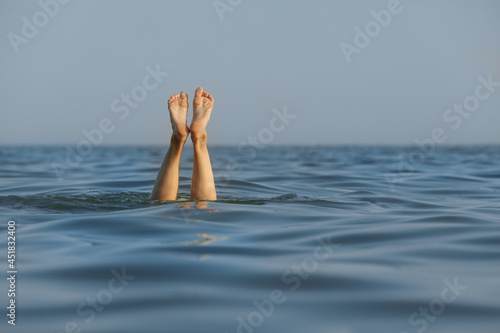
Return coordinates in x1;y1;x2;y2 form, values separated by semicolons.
151;87;217;201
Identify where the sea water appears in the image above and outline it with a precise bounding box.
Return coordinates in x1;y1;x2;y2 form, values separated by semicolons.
0;145;499;333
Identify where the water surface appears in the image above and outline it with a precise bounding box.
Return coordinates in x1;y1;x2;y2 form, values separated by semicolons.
1;145;499;333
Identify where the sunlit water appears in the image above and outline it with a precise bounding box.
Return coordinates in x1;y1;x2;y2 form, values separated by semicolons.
1;145;499;333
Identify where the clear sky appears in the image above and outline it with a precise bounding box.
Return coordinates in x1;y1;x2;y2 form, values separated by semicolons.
1;0;500;146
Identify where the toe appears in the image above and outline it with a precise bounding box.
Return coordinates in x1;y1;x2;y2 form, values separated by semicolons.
195;87;204;97
179;91;189;108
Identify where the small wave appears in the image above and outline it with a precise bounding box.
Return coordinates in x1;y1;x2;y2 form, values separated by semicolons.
0;192;152;213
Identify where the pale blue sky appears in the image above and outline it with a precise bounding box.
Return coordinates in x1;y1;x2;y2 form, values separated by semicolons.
1;0;499;145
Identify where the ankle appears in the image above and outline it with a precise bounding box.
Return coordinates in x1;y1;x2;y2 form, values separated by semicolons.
191;130;207;144
171;133;188;146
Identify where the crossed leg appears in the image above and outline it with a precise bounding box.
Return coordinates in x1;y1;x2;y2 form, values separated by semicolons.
151;87;217;201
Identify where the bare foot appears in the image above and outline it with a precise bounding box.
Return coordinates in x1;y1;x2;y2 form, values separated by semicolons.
168;91;190;139
190;87;214;138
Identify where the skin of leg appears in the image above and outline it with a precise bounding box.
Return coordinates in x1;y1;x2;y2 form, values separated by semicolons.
151;134;187;200
190;87;217;201
191;134;217;200
151;92;190;201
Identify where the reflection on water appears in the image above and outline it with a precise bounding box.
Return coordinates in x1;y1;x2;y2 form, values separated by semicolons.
176;234;229;247
0;145;499;333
